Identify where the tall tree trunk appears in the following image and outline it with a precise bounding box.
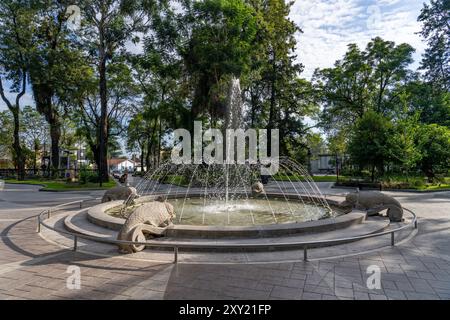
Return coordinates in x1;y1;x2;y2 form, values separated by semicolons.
145;139;153;172
98;46;109;184
0;77;26;180
267;57;277;156
250;88;257;127
32;83;61;174
49;115;61;177
12;111;25;181
268;57;277;130
33;141;38;174
140;149;144;173
145;119;158;172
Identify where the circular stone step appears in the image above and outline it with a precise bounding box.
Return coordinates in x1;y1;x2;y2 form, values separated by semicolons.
63;209;390;252
86;201;367;239
64;209;116;239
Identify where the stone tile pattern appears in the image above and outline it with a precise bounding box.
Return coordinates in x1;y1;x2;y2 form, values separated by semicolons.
0;184;449;300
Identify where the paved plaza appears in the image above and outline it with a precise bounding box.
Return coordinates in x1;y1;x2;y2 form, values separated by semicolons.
0;183;449;300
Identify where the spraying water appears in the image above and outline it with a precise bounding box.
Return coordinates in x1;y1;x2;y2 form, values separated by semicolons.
224;77;244;209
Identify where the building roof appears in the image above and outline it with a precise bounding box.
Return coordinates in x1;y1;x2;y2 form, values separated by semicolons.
108;158;137;166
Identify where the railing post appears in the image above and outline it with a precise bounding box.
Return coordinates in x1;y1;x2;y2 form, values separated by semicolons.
47;209;51;219
391;232;395;246
174;246;178;263
37;217;41;233
414;220;418;229
73;235;78;252
303;245;308;261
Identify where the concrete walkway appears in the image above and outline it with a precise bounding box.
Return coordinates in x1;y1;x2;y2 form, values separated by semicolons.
0;183;449;300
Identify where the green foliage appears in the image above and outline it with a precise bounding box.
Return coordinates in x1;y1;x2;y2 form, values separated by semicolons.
79;168;100;184
315;37;415;133
394;79;450;127
418;0;450;90
183;0;258;121
347;110;394;181
388;112;421;171
415;124;450;180
0;111;13;158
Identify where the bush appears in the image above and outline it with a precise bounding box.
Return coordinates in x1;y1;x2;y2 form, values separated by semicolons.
79;169;99;184
413;178;426;188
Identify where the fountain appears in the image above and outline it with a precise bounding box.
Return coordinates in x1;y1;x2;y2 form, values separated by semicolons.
109;77;337;230
43;76;408;259
224;76;244;206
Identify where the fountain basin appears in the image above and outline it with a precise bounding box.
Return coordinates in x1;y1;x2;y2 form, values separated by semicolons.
87;193;358;239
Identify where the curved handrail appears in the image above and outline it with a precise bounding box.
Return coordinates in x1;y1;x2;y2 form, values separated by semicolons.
37;198;418;262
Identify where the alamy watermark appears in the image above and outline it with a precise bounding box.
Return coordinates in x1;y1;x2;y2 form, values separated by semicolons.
66;265;81;290
366;265;382;290
171;121;280;175
66;5;81;31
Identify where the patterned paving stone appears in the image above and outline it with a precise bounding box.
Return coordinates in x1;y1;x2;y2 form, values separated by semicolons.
0;185;450;300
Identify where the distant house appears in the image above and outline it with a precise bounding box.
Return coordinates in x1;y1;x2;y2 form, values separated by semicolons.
108;158;137;173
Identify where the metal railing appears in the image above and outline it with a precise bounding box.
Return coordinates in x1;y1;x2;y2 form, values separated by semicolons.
37;198;418;263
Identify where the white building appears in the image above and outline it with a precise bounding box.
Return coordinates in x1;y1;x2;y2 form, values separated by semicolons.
108;158;137;173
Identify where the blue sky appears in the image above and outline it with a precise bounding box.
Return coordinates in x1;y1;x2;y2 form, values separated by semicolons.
0;0;428;111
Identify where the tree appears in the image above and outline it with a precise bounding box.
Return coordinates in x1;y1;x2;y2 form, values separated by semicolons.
76;60;136;177
366;38;415;116
314;44;372;133
243;1;315;159
0;111;13;161
418;0;450;90
181;0;257;126
129;25;188;170
388;113;421;174
79;0;166;183
28;0;89;175
347;110;394;182
0;0;33;180
415;124;450;182
21;106;49;172
126;112;148;172
392;78;450;127
315;38;415;133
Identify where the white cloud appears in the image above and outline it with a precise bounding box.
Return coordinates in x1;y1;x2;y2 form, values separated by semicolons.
290;0;427;79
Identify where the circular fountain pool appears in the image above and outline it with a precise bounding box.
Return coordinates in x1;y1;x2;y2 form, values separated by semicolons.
107;196;333;227
92;159;354;239
173;197;331;226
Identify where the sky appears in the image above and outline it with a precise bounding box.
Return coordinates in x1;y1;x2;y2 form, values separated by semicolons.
0;0;428;112
290;0;427;79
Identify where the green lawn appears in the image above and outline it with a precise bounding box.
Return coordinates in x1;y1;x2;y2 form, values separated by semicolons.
4;179;117;191
414;184;450;191
273;174;347;183
335;175;450;191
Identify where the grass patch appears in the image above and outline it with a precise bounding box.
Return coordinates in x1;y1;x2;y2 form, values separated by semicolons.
413;184;450;191
338;175;450;191
273;174;348;183
4;179;116;191
163;175;190;187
